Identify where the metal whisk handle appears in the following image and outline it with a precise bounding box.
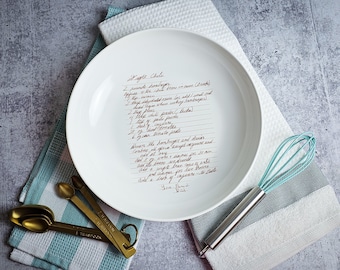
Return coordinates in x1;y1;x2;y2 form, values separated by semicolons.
199;187;265;257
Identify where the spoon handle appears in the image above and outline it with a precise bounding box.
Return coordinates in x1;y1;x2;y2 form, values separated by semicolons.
72;176;137;247
68;194;136;258
50;222;110;242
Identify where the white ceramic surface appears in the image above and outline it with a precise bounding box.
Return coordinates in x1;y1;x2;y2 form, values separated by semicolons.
66;29;261;221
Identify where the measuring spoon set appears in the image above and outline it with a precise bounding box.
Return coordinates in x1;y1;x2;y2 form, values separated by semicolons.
10;176;137;258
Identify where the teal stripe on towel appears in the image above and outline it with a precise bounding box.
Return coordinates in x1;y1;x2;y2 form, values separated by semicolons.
43;202;88;269
7;227;27;248
23;155;61;203
20;132;52;200
22;110;67;204
31;257;60;270
99;245;128;270
106;7;125;18
44;235;81;270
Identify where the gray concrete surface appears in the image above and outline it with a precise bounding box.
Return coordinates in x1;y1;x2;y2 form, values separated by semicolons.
1;0;339;269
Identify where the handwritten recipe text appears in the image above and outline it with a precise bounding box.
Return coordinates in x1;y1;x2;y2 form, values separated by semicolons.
123;72;218;192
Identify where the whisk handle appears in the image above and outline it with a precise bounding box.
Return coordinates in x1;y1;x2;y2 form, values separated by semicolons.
200;187;265;257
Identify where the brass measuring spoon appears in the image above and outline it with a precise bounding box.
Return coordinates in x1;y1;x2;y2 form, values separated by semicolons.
71;176;138;247
10;205;113;242
10;204;54;220
57;182;136;258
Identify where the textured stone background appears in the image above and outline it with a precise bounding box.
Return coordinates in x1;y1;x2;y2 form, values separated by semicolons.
1;0;339;269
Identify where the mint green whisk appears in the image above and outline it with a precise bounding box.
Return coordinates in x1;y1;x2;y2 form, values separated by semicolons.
258;132;316;193
200;132;316;256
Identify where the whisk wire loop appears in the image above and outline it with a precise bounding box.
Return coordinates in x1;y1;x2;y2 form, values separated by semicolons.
262;137;310;188
258;132;316;193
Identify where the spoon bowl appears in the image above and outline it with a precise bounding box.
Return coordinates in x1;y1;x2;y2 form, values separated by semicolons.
10;205;55;226
10;205;54;220
57;182;76;200
10;204;113;242
18;213;53;226
71;175;84;190
22;217;52;233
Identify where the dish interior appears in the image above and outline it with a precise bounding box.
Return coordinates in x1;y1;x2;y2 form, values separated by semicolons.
66;29;262;221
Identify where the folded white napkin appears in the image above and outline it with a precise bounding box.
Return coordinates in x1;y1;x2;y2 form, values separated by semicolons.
98;0;340;269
